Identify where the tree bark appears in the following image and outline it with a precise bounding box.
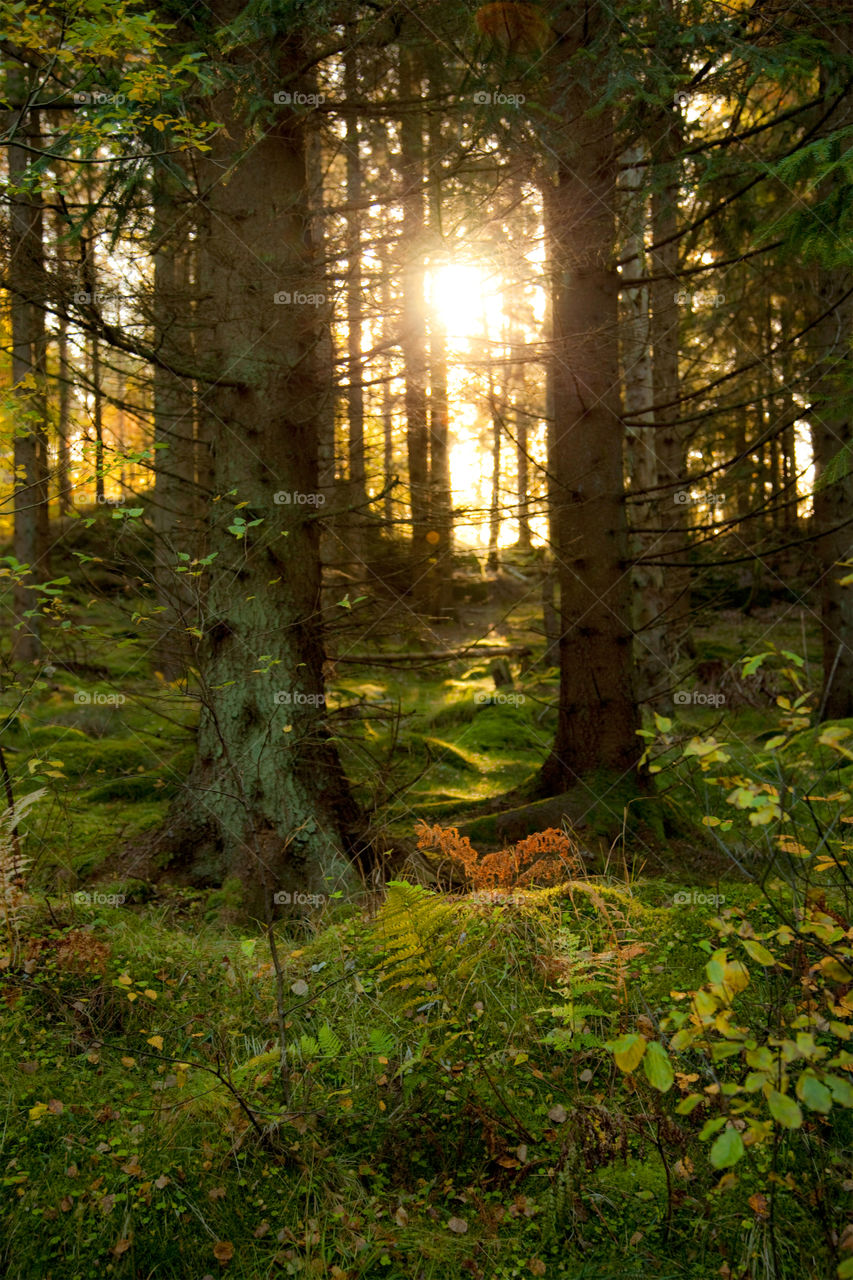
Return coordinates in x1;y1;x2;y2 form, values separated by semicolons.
398;46;430;596
152;159;197;680
7;81;48;662
539;6;639;790
148;11;360;902
620;142;669;706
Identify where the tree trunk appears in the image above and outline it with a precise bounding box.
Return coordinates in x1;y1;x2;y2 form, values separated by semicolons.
620;142;669;706
539;8;639;790
56;307;72;516
148;15;359;903
812;44;853;719
487;346;501;572
7;83;48;662
344;32;367;571
152;160;197;680
398;46;430;595
650;116;690;670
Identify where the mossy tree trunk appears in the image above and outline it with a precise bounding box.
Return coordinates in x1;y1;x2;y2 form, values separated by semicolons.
150;6;359;904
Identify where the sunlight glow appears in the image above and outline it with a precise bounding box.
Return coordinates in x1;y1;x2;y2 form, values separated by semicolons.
429;264;487;337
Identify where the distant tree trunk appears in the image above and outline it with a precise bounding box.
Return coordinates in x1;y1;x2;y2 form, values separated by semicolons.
812;26;853;720
539;6;639;791
398;46;430;593
650;116;690;665
515;404;532;551
344;32;366;569
90;332;105;505
56;308;72;515
620;143;669;706
7;83;48;662
425;49;453;614
146;20;359;902
487;349;501;572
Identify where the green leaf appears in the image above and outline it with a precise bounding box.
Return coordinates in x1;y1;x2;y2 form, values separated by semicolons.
607;1033;647;1073
742;652;772;676
741;938;776;966
768;1089;803;1129
826;1074;853;1107
838;1257;853;1278
709;1126;745;1169
643;1040;674;1092
796;1072;832;1114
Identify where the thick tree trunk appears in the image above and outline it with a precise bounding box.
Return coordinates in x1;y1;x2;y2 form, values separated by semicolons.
812;27;853;720
152;162;197;680
540;10;639;790
148;17;359;903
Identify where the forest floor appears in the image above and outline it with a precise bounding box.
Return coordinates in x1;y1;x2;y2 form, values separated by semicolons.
2;528;852;1278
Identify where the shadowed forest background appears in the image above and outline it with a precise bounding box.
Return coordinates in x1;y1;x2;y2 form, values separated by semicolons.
2;1;853;1277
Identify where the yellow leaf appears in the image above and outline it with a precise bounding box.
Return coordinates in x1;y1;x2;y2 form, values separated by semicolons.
147;1035;164;1051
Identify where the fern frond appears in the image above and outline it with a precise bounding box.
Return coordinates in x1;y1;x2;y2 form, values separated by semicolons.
377;881;459;1011
366;1028;397;1058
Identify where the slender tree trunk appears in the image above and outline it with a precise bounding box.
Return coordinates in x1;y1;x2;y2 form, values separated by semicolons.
56;309;72;515
650;116;690;671
515;403;532;551
398;46;430;594
90;332;105;504
425;49;453;613
7;83;47;662
344;32;366;572
147;16;359;902
487;344;501;572
620;143;669;706
540;7;639;790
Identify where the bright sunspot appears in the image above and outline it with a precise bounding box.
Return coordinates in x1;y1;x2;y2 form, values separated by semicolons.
429;263;486;337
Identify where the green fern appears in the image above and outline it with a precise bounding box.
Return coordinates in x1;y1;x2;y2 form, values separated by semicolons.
366;1028;397;1058
317;1022;342;1059
376;880;460;1012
